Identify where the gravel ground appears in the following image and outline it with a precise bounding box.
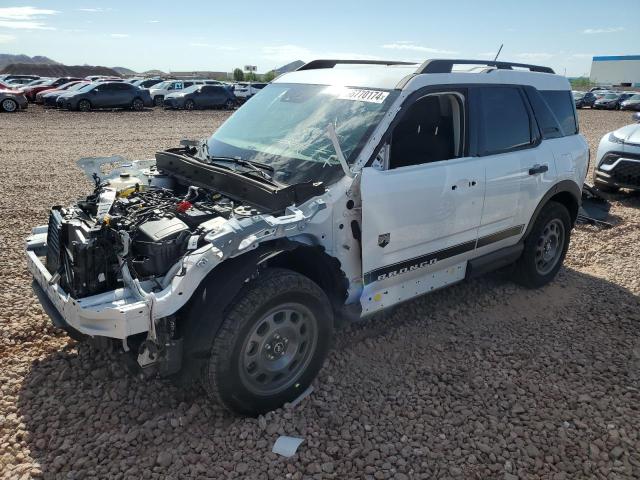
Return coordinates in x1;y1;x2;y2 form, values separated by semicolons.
0;106;639;480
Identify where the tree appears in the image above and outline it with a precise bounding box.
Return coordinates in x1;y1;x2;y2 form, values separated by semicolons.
245;71;257;82
263;70;276;82
233;68;244;81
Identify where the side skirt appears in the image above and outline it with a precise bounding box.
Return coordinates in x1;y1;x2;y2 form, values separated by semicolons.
465;243;524;279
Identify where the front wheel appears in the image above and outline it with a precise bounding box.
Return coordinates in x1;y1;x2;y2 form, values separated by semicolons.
184;99;195;110
1;98;18;112
512;201;571;288
153;96;164;107
201;268;333;415
224;99;235;110
77;99;91;112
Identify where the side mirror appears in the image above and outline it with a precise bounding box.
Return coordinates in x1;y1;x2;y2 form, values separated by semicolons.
633;112;640;124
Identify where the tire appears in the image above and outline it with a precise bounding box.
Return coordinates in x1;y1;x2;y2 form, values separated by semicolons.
184;99;195;110
1;98;18;112
512;201;571;288
153;96;164;107
131;97;144;111
225;99;235;110
77;99;91;112
201;268;333;415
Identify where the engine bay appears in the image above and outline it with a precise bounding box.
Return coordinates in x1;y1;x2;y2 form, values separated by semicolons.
45;160;263;298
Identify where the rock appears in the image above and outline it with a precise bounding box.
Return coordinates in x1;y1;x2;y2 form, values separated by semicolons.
156;451;173;468
610;446;624;459
321;462;335;473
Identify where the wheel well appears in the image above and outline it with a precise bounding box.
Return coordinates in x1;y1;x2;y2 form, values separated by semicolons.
549;190;579;224
266;245;349;326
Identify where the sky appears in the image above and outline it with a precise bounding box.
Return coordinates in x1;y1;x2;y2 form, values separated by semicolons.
0;1;638;76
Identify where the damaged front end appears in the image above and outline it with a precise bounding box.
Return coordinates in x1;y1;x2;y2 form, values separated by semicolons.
26;141;326;376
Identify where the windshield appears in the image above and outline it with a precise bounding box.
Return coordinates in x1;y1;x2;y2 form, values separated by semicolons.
630;94;640;101
151;81;169;90
70;83;91;91
573;92;584;98
207;83;398;186
603;94;618;99
180;85;199;94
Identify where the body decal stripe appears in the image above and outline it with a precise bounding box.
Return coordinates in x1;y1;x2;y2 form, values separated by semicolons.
363;224;525;285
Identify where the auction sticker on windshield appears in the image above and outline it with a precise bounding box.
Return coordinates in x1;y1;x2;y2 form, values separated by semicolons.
338;89;389;103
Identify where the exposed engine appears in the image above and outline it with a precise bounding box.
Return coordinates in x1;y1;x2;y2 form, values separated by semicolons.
45;175;260;298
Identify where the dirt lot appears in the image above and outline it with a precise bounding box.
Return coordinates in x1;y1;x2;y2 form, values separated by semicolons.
0;106;639;480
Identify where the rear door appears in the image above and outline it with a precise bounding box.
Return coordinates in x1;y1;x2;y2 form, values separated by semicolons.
472;86;555;252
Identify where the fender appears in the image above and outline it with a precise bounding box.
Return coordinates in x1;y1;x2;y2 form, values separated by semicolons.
178;240;298;382
523;179;582;238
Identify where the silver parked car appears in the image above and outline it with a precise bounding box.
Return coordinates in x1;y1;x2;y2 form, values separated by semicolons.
0;88;28;112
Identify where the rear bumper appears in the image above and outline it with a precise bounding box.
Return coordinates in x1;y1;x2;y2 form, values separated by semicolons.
26;228;151;339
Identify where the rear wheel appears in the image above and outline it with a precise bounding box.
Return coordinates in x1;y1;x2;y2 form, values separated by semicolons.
184;99;195;110
77;99;91;112
201;268;333;415
131;97;144;111
513;201;571;288
1;98;18;112
153;95;164;107
225;99;235;110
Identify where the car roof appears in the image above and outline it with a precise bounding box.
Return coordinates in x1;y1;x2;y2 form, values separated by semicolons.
275;60;569;92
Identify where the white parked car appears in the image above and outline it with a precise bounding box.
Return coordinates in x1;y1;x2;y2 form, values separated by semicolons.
594;112;640;192
233;82;268;100
148;79;221;106
26;58;588;415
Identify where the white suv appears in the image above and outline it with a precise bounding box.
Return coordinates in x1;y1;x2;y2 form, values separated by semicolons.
148;79;221;106
26;59;588;415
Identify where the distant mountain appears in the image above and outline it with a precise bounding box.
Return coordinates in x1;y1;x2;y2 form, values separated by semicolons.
141;69;167;77
0;54;59;69
274;60;304;75
0;63;121;78
112;66;137;76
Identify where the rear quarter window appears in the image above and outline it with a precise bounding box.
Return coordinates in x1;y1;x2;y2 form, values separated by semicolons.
540;90;578;136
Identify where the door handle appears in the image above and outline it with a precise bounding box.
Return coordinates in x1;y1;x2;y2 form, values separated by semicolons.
529;164;548;175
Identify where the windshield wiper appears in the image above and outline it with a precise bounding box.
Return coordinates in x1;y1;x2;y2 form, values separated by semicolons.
207;156;278;184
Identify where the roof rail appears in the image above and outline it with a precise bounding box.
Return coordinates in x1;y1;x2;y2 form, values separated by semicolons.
416;59;555;74
297;59;417;71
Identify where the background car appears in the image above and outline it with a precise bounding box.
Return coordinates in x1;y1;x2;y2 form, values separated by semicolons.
147;79;220;106
1;74;40;83
163;84;236;110
574;91;597;108
23;77;83;102
0;88;28;112
57;81;153;111
620;94;640;111
233;82;267;100
131;77;163;88
35;80;85;104
0;80;21;91
41;81;91;107
593;93;626;110
594;113;640;192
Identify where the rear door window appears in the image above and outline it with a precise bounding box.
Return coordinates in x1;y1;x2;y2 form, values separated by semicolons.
476;87;533;155
540;90;578;136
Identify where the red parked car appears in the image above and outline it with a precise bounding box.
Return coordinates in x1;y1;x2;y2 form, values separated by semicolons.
23;77;82;102
35;80;86;104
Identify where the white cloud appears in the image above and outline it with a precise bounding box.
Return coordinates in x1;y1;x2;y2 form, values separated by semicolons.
0;33;15;43
516;52;554;60
0;6;57;29
146;19;160;23
571;53;593;58
189;42;237;51
110;33;130;38
381;42;458;55
582;27;624;34
76;7;113;13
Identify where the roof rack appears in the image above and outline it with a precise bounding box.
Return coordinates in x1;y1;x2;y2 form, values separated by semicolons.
417;59;555;74
297;59;417;71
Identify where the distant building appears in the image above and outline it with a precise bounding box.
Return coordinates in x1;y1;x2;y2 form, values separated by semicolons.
590;55;640;87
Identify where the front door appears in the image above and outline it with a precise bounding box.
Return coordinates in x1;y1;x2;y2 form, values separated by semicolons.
360;91;485;314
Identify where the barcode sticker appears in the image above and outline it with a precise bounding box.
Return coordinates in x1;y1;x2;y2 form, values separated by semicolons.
338;89;389;103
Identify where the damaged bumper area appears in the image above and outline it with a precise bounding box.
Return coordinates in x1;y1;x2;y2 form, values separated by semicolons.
25;147;326;373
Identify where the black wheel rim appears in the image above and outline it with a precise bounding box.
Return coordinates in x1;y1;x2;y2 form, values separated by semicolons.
239;303;318;396
79;100;89;111
154;97;163;106
2;99;16;112
535;218;565;275
186;101;194;110
133;99;143;110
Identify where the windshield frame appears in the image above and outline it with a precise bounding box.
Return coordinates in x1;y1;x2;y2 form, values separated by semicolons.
207;82;399;186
